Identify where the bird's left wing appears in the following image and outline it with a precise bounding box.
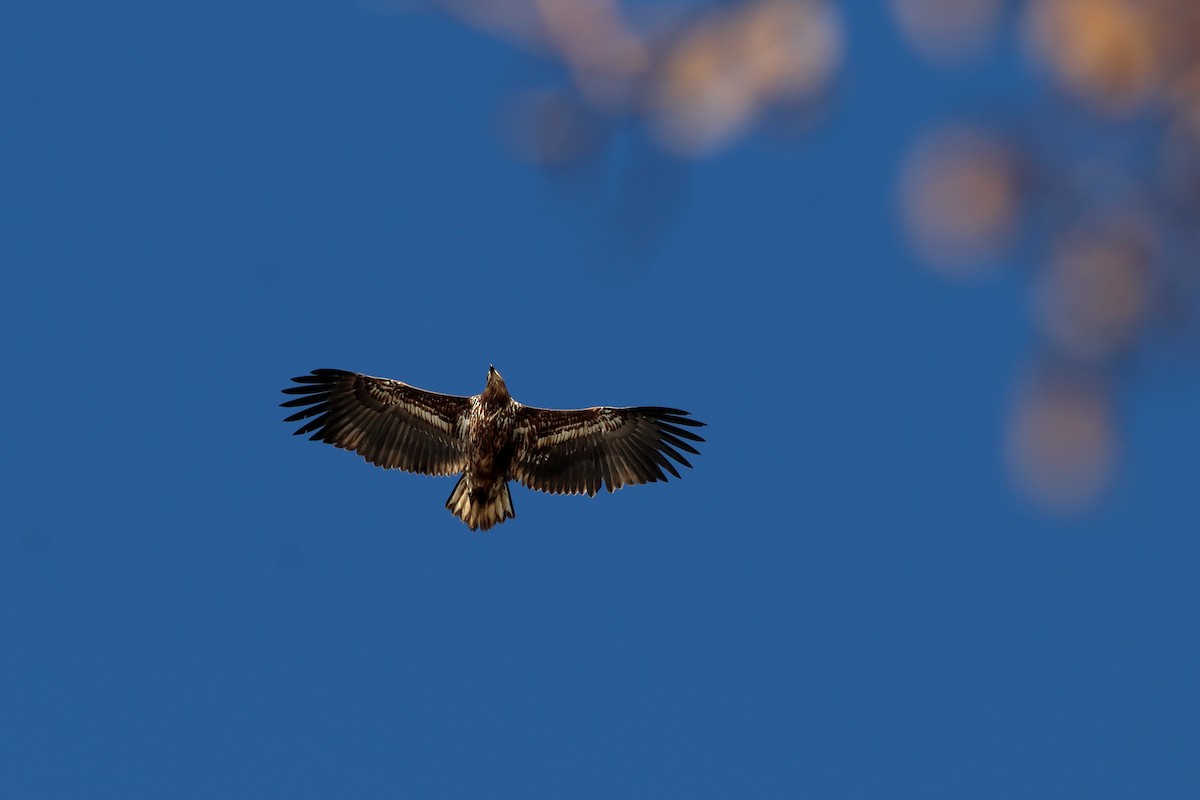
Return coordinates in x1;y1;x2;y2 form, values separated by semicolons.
512;405;705;496
281;369;470;476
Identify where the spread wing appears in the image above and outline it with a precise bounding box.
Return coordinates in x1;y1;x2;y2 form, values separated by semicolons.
512;405;705;496
281;369;470;476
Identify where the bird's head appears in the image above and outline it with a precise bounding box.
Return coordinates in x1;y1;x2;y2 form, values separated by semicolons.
482;365;508;401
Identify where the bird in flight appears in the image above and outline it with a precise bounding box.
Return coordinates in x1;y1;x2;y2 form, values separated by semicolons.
281;366;705;531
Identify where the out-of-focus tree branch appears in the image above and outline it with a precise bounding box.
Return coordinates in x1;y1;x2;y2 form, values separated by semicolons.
898;0;1200;510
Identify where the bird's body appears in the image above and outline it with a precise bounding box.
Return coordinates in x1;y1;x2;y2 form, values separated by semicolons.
281;366;704;531
449;378;520;529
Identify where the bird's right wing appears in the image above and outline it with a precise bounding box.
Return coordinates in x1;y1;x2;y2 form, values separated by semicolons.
512;405;705;496
281;369;470;476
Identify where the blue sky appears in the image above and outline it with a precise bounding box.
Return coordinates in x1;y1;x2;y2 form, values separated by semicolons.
4;2;1199;797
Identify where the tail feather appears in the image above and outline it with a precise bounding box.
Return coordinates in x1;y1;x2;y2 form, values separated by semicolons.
445;476;515;531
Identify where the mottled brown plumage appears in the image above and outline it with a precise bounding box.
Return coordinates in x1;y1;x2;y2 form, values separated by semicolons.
281;366;705;531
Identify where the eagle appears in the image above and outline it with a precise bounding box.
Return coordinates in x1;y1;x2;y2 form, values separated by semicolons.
281;367;705;531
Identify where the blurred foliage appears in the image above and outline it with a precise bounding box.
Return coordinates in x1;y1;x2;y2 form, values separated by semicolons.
382;0;1200;512
898;0;1200;511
